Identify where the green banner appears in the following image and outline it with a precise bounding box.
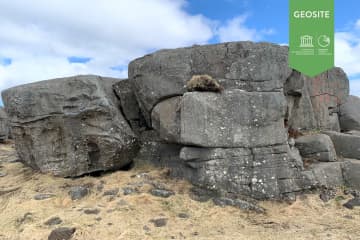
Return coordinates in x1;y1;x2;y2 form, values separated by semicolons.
289;0;334;77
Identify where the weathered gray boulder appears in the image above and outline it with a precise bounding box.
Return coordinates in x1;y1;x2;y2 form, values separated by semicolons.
295;134;337;162
0;107;9;142
339;95;360;131
342;159;360;190
323;131;360;160
129;42;292;125
2;75;139;177
129;42;349;132
308;162;344;187
128;41;350;200
151;96;181;143
179;144;304;199
181;90;287;147
285;68;349;131
113;79;147;134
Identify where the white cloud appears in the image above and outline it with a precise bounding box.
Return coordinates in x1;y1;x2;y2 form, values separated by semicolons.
335;30;360;77
350;79;360;97
0;0;213;92
217;15;274;42
356;19;360;29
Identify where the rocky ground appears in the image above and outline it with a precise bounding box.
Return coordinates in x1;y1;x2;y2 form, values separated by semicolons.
0;142;359;240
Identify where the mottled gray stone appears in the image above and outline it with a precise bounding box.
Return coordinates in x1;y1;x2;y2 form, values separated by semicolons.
323;131;360;159
150;218;168;227
339;95;360;131
180;144;303;200
48;227;76;240
342;159;360;190
181;90;288;148
83;208;100;215
213;197;265;213
309;162;344;187
34;193;56;200
343;198;360;209
2;75;140;177
113;79;147;133
150;189;175;198
0;107;9;142
151;96;181;143
295;134;337;162
128;42;292;124
44;217;62;226
103;188;119;196
285;68;349;131
68;186;90;200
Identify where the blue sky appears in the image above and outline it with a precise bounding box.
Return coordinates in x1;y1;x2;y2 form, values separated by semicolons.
0;0;360;106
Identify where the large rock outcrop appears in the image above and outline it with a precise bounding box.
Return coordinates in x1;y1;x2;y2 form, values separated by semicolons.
2;75;139;177
128;41;351;199
0;107;9;142
3;41;356;200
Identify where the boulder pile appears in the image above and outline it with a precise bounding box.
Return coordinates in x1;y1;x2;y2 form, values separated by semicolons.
2;41;360;200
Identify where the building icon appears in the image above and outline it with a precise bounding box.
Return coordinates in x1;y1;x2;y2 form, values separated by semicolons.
300;35;314;48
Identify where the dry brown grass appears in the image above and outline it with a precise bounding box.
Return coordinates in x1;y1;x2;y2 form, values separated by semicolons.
186;75;223;93
0;143;359;240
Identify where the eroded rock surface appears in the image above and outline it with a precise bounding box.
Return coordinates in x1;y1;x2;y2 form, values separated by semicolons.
2;75;140;177
0;107;9;142
339;95;360;131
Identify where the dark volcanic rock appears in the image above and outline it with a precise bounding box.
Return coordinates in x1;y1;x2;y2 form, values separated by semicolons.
150;189;175;198
319;187;337;202
177;213;190;219
150;218;168;227
213;197;265;213
48;227;76;240
34;193;56;200
44;217;62;226
103;188;119;196
2;75;140;177
343;198;360;209
122;187;138;195
68;186;90;200
83;208;100;215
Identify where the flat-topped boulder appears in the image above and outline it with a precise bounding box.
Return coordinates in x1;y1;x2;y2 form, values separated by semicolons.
129;42;349;131
295;134;337;162
180;90;287;147
129;42;292;125
2;75;139;177
323;131;360;160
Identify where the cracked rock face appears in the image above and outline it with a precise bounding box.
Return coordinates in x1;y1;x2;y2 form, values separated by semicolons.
129;42;292;126
0;107;9;142
2;75;140;177
130;41;350;200
180;145;303;199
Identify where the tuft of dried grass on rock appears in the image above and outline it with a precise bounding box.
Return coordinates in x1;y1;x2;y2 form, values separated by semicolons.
186;75;223;93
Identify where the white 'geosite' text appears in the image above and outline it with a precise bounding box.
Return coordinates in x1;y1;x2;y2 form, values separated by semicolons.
293;10;331;19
